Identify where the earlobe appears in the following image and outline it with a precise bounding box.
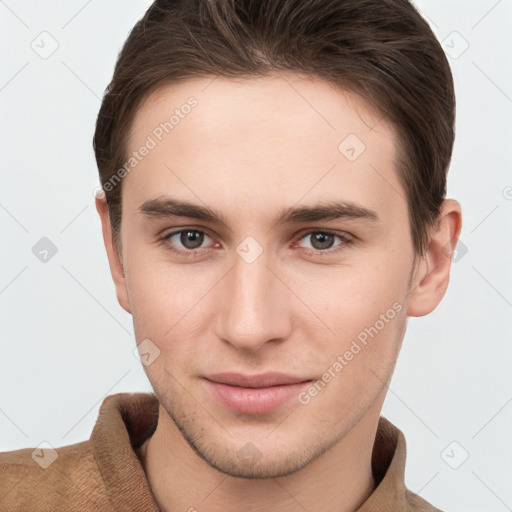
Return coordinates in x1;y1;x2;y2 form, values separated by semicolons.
95;194;132;315
406;199;462;317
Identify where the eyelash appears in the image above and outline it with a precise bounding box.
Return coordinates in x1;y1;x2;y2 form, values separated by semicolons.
159;228;353;259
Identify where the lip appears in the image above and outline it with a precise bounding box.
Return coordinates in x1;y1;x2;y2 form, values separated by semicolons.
203;372;312;414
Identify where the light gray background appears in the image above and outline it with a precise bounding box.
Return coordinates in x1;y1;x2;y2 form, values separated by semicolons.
1;1;511;511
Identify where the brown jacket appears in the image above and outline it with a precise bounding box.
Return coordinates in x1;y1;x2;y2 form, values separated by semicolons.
0;392;443;511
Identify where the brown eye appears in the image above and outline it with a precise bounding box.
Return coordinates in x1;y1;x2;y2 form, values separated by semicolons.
161;229;214;257
296;230;353;256
309;232;336;250
179;230;204;249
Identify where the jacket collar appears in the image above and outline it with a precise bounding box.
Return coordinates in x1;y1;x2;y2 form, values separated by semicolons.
91;392;410;511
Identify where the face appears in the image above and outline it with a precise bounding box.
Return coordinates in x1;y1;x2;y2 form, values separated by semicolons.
106;73;420;478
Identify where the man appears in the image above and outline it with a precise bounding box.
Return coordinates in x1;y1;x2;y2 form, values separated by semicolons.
0;0;461;510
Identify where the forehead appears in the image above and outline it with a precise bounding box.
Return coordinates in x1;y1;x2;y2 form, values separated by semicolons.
123;73;405;225
130;72;394;147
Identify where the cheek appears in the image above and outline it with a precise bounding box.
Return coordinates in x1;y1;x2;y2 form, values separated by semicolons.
318;299;406;380
303;299;406;414
125;251;215;362
294;253;410;379
299;257;408;332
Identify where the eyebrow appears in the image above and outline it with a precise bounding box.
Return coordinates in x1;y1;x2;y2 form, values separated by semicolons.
138;196;380;228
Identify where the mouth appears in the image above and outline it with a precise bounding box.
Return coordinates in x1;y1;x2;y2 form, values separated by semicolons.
203;372;313;414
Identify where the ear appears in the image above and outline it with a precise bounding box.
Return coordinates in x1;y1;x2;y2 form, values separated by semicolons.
95;192;132;314
407;199;462;317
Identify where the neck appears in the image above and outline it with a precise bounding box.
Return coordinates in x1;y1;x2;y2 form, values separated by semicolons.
137;406;381;512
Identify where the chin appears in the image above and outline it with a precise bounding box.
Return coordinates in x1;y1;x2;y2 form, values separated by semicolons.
191;443;318;479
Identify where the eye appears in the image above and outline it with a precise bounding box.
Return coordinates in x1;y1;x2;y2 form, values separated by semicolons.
161;229;215;257
159;228;353;259
295;230;353;255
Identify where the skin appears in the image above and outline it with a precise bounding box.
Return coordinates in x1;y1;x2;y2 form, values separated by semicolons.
96;72;462;512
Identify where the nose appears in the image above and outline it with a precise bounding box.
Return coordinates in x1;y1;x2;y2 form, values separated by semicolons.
214;248;292;352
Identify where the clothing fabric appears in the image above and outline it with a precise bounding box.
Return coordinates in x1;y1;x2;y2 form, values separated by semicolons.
0;392;442;511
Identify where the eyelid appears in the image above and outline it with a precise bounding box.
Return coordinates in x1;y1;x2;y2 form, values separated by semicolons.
294;227;354;242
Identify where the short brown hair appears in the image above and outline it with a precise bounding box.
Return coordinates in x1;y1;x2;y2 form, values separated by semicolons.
93;0;455;258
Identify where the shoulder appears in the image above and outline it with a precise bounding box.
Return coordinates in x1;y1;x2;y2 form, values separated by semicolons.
406;488;445;511
0;439;112;511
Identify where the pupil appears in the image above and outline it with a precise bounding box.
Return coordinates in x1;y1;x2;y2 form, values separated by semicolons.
312;233;333;250
181;230;203;249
